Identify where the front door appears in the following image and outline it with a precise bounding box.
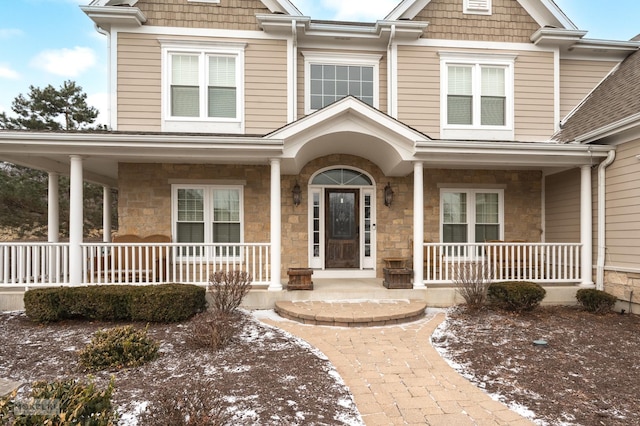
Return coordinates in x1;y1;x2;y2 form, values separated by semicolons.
325;189;360;268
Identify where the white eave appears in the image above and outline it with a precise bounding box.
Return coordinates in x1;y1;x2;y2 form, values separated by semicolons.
80;5;147;30
569;113;640;145
257;15;427;42
531;28;587;47
261;0;302;15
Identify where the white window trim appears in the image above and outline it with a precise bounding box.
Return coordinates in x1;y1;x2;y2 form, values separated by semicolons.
302;51;382;115
188;0;220;3
171;184;244;258
161;40;246;133
439;187;504;244
464;0;492;15
439;52;516;140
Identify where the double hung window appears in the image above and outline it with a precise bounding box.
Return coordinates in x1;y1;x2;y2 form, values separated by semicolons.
440;52;515;140
162;41;245;133
173;185;243;257
441;189;502;245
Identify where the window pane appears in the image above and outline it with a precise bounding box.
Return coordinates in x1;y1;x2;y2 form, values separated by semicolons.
476;193;499;223
208;87;237;118
362;66;373;82
323;80;335;96
208;56;236;87
323;65;335;79
172;55;199;85
177;223;204;243
177;189;204;221
362;81;373;97
212;223;241;243
448;66;472;95
443;192;467;223
336;65;348;80
310;64;322;79
481;67;505;96
443;224;468;243
213;189;240;222
448;95;472;125
476;224;499;242
310;95;323;110
172;86;199;117
481;96;505;125
336;81;348;97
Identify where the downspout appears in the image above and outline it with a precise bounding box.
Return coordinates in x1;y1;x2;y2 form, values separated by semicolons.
387;24;396;118
596;149;616;290
95;24;111;129
291;20;297;123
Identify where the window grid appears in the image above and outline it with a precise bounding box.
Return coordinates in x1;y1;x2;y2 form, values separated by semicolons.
309;64;375;110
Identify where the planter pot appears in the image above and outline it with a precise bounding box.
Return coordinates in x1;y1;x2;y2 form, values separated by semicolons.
287;268;314;290
383;268;413;289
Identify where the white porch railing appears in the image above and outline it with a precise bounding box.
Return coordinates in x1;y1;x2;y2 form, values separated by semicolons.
0;243;70;287
423;242;582;284
82;242;271;285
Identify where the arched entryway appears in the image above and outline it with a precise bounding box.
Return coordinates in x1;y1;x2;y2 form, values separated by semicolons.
308;167;377;278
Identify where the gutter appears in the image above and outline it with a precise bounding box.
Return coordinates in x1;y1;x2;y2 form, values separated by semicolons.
387;24;396;118
94;24;111;129
596;149;616;290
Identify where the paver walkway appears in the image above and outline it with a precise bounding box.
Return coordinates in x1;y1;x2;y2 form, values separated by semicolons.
261;310;534;426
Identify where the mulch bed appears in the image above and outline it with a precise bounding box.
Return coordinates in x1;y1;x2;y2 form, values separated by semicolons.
432;305;640;426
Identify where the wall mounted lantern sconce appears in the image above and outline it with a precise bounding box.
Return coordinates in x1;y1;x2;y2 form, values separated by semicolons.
292;181;301;206
384;182;394;207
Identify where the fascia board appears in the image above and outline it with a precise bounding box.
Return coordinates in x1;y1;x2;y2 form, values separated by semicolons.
574;114;640;144
385;0;431;21
261;0;302;15
415;139;611;156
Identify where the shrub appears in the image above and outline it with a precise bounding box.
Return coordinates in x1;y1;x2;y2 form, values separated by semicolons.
576;289;617;314
208;271;252;314
453;261;492;310
138;380;230;426
190;311;244;351
79;325;159;371
487;281;546;312
24;284;206;323
130;284;207;322
1;377;117;425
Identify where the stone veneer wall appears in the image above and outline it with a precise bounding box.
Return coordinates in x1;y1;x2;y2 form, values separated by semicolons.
118;160;542;280
117;163;271;244
605;271;640;313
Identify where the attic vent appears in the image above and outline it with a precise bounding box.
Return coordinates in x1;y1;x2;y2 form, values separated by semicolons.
464;0;491;15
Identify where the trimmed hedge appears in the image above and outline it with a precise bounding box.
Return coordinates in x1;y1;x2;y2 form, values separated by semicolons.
576;289;617;314
24;284;206;323
487;281;546;312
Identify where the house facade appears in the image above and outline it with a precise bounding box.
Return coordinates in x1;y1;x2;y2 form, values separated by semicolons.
1;0;639;309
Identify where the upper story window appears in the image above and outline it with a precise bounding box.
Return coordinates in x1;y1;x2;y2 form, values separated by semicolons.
440;52;516;140
161;40;245;133
303;52;381;114
464;0;491;15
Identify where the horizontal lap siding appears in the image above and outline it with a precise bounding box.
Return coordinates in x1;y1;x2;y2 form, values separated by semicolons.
545;169;580;243
245;39;288;134
604;139;640;268
514;51;554;140
560;59;618;119
118;33;162;131
396;46;440;137
117;33;288;133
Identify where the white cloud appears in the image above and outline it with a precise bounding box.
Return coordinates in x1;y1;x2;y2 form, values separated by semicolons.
87;92;109;127
31;47;97;77
0;65;20;80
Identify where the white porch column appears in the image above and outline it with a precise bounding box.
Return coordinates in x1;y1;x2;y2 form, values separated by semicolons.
268;159;282;291
47;172;59;243
103;186;112;243
69;155;84;285
413;162;425;289
580;165;594;288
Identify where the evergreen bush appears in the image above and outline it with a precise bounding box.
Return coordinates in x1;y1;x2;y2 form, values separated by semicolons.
487;281;546;312
79;325;159;371
576;288;617;314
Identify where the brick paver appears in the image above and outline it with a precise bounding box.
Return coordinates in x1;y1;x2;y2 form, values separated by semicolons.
260;309;534;426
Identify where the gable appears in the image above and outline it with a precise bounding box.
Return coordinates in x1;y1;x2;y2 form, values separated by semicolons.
134;0;273;31
413;0;540;43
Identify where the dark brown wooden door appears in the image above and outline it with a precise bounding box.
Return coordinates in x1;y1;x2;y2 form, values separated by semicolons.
325;189;359;268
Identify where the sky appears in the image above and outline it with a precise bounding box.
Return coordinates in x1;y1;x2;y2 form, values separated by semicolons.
0;0;639;126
